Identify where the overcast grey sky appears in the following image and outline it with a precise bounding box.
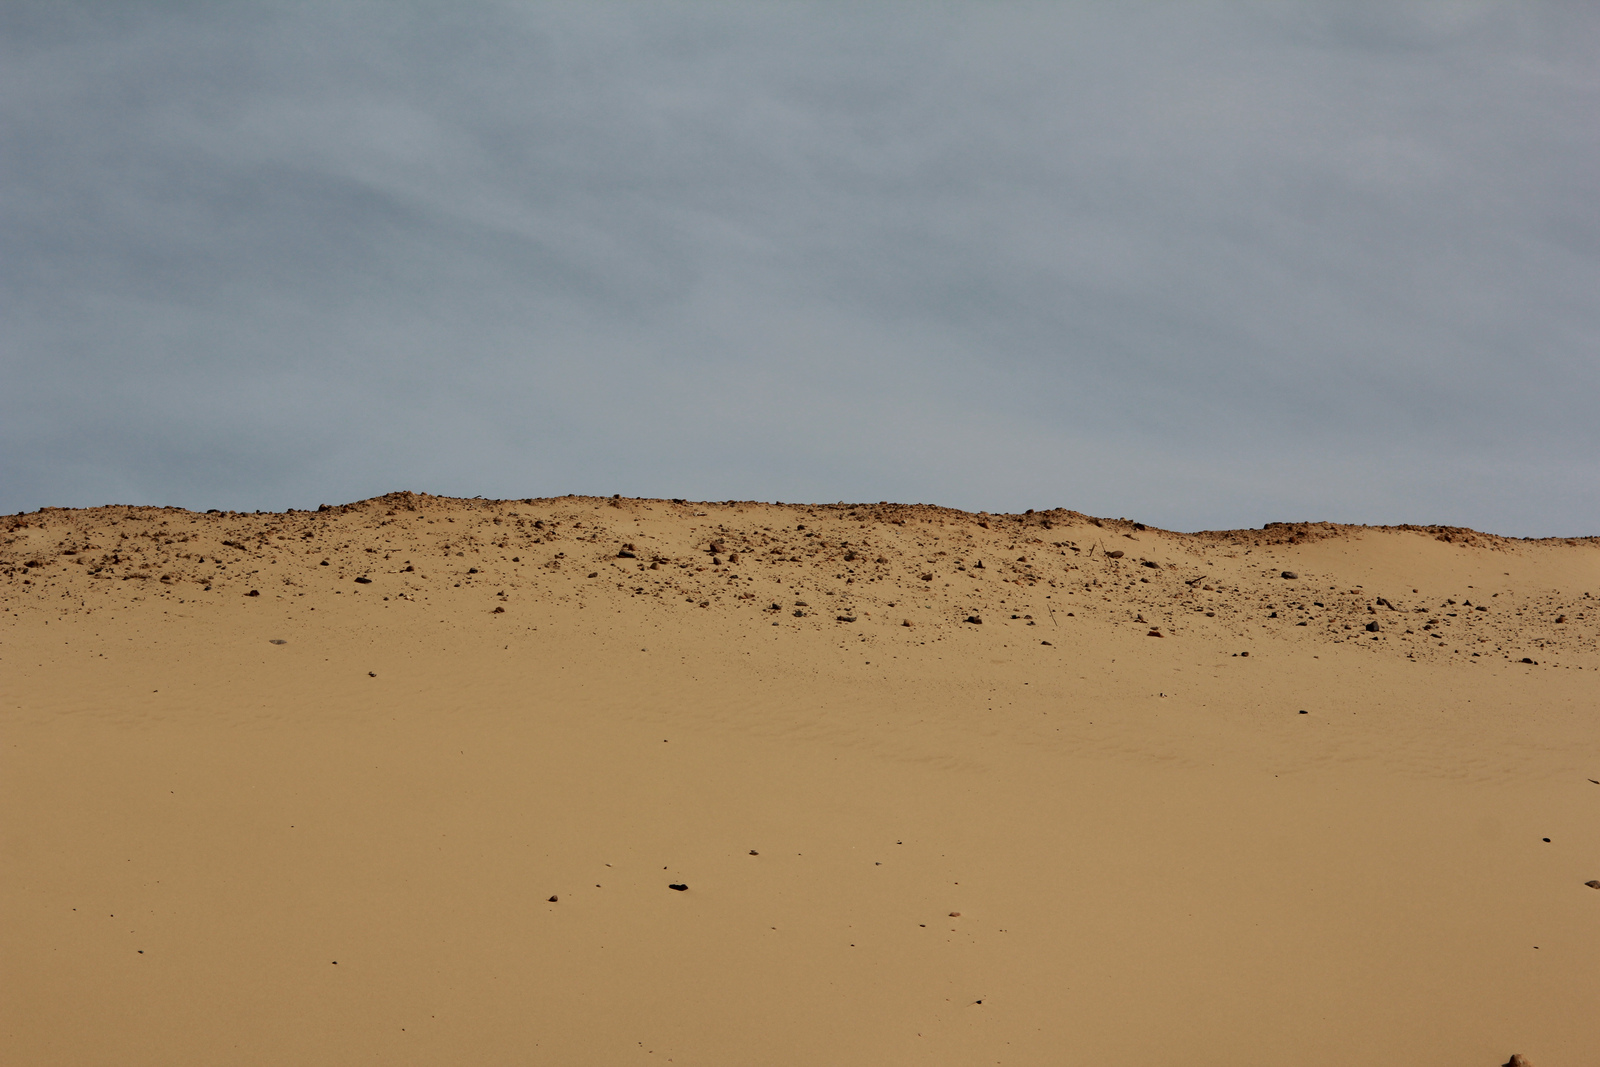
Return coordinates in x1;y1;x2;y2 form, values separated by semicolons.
3;2;1596;534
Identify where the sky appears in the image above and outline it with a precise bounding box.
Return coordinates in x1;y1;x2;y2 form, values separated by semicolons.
3;2;1597;536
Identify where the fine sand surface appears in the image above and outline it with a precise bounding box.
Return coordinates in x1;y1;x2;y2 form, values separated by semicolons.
3;493;1597;1065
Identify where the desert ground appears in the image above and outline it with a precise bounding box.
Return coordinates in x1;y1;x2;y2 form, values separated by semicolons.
3;492;1597;1065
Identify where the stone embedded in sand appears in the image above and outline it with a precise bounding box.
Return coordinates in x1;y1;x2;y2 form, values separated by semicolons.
269;639;287;645
492;606;505;613
1147;629;1163;637
1521;657;1536;664
1366;621;1380;632
355;576;372;584
836;616;857;623
1506;1056;1535;1067
245;590;259;597
1141;560;1159;569
1104;549;1123;558
1585;881;1600;889
749;850;759;855
669;883;688;892
965;615;982;624
617;549;636;558
1281;571;1298;579
548;895;558;902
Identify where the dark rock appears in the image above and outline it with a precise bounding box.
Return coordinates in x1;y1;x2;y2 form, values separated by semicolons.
467;568;478;574
587;572;599;578
493;606;505;613
965;615;983;624
793;609;805;617
355;576;372;584
749;850;759;855
1141;560;1159;569
548;895;558;902
1281;571;1298;579
320;560;330;566
245;590;260;597
1147;629;1163;638
617;549;636;558
1041;640;1052;645
1104;549;1124;559
1521;657;1536;664
269;639;288;645
1365;621;1381;632
836;616;857;623
668;883;688;891
1586;881;1600;889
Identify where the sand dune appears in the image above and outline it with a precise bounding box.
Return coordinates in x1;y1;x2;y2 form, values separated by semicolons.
4;493;1597;1065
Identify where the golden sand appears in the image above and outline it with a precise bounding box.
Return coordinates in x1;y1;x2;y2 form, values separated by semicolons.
4;493;1596;1064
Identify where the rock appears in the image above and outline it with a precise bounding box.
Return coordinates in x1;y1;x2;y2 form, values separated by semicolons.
902;620;913;627
1585;881;1600;889
548;895;558;902
949;912;961;917
587;572;599;578
1505;1056;1535;1067
245;590;259;597
836;616;857;623
668;883;688;892
965;615;983;624
492;606;505;613
1521;657;1536;664
1041;640;1052;645
749;850;759;856
1366;621;1381;632
617;549;636;558
1104;549;1124;559
269;639;287;645
1147;629;1163;638
1281;571;1298;579
1141;560;1159;569
355;576;372;584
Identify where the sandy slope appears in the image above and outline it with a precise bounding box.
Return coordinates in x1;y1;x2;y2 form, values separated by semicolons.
3;493;1597;1065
